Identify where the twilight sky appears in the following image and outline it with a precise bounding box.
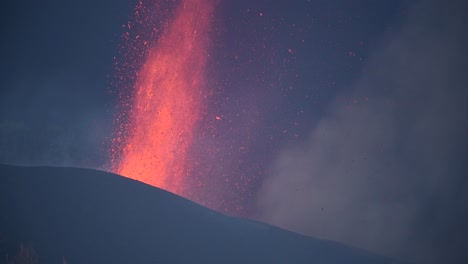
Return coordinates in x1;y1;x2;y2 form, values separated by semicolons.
1;0;467;263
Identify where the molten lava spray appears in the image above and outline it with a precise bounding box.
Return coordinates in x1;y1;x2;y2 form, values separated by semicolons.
111;0;215;195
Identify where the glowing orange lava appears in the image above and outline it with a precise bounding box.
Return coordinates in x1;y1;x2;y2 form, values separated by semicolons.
112;0;214;195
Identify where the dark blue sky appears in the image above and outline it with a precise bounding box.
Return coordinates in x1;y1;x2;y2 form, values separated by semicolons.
1;1;467;263
0;0;401;166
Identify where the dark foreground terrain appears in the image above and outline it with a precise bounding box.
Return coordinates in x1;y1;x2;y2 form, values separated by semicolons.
0;164;399;264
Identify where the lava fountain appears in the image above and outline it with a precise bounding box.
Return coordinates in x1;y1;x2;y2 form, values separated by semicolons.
111;0;215;196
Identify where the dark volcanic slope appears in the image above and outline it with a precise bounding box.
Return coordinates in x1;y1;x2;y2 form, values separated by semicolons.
0;165;397;264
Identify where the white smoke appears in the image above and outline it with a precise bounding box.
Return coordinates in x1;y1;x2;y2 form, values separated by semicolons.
256;1;468;263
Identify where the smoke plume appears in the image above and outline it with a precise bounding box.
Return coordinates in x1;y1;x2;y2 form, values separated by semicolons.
256;1;468;263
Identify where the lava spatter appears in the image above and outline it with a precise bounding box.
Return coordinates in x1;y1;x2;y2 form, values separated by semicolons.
111;0;215;196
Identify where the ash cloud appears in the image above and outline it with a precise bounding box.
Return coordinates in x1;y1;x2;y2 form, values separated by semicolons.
0;75;113;168
256;1;468;263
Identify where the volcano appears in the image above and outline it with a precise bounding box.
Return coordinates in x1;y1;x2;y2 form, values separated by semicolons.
0;164;400;264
